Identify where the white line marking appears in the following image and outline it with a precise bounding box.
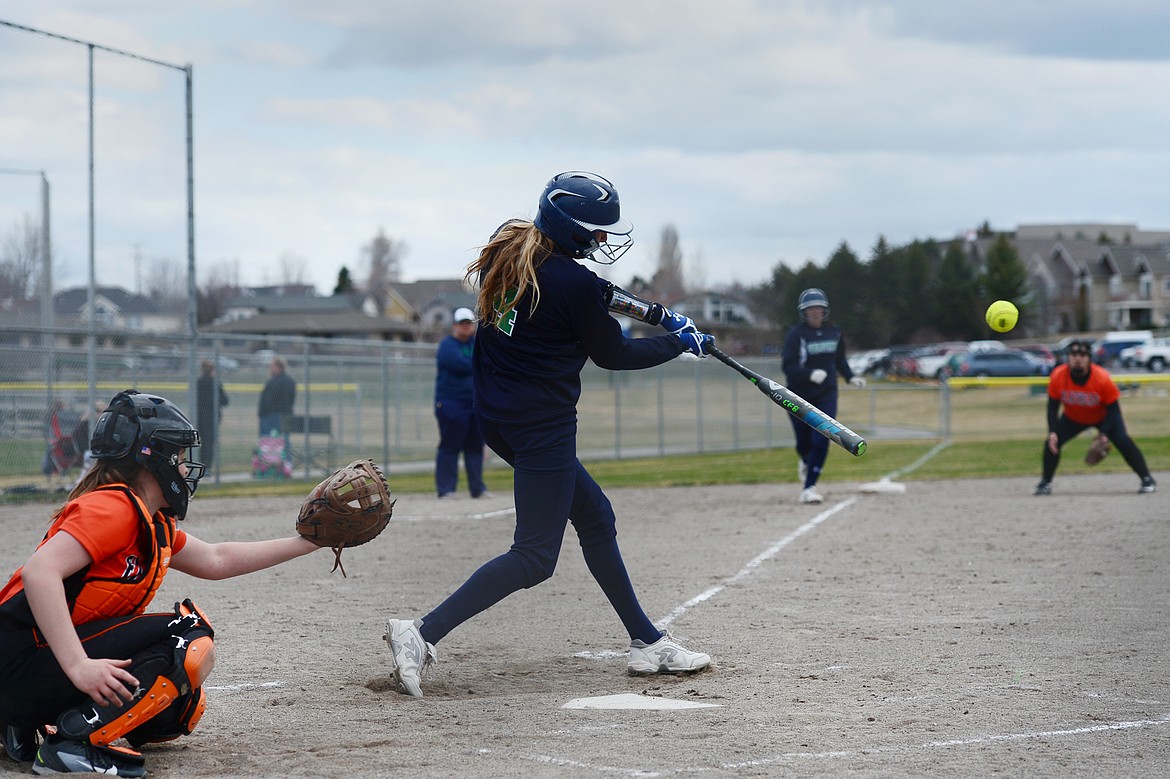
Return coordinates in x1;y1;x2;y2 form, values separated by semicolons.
204;680;284;692
657;498;859;628
484;714;1170;776
397;507;516;522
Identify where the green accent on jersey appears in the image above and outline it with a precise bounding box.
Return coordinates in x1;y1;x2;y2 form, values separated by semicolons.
495;289;518;336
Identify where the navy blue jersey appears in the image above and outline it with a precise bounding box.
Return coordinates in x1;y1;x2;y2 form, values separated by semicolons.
435;334;475;403
781;321;854;402
473;253;684;423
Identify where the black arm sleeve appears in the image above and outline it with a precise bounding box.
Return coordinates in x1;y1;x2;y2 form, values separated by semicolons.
1046;397;1061;431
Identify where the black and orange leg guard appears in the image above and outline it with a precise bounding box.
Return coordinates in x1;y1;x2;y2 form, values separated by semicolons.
56;599;216;750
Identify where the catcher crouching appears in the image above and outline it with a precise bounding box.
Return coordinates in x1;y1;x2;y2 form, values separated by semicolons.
0;390;391;775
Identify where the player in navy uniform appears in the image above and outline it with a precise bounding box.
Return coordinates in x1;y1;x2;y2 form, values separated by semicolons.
384;171;715;696
781;288;865;504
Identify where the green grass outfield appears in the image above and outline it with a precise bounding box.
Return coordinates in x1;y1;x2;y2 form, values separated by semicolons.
185;434;1170;499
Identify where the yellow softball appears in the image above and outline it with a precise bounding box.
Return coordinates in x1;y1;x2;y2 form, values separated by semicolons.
985;300;1019;333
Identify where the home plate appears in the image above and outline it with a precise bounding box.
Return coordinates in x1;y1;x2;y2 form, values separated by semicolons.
562;693;721;710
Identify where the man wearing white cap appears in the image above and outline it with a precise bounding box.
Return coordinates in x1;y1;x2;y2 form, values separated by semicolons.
433;307;488;498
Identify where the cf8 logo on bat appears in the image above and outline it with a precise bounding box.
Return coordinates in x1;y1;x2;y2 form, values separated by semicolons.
781;398;800;414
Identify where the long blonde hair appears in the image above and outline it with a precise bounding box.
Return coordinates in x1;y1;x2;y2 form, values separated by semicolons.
465;220;556;327
50;457;142;522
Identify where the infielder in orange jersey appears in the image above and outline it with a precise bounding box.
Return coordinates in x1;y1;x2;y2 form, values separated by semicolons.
1034;340;1157;496
0;389;323;776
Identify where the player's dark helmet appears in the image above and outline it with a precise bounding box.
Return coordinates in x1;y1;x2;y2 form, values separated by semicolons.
797;288;830;322
533;171;633;264
90;389;204;519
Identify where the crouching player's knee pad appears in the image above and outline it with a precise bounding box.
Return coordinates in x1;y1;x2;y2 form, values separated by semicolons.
57;599;216;749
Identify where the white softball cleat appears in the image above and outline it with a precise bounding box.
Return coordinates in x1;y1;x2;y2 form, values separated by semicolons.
799;486;823;504
384;618;437;697
627;632;711;676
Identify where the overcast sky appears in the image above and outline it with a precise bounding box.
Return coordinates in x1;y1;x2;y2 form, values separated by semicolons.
2;1;1169;298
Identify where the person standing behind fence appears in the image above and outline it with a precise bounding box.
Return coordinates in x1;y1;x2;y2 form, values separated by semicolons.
434;307;488;499
257;357;295;437
196;361;229;469
781;288;865;505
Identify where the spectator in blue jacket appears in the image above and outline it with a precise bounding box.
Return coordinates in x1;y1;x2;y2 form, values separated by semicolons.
434;307;487;499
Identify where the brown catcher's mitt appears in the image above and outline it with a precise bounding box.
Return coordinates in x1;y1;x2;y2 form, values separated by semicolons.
297;458;394;576
1084;435;1111;466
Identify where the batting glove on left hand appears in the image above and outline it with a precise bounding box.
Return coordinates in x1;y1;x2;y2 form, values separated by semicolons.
850;376;867;389
678;331;714;357
660;308;697;335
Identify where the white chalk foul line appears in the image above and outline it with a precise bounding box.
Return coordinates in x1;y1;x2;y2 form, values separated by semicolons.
485;714;1170;777
658;442;951;630
204;680;284;692
657;497;860;629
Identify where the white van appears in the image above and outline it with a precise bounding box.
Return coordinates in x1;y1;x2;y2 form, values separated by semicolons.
967;340;1008;353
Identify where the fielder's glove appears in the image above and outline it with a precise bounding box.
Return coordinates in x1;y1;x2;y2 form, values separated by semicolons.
809;369;828;384
850;376;867;389
296;458;395;576
678;331;714;357
1084;435;1111;466
660;308;697;335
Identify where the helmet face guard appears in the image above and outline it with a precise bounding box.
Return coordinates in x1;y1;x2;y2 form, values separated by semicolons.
90;390;203;519
798;288;830;322
534;171;633;264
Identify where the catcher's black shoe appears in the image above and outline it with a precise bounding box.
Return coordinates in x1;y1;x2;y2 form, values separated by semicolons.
32;736;145;777
4;723;39;763
1139;476;1156;494
1033;481;1052;496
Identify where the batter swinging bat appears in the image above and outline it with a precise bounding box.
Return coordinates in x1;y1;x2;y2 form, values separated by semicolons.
601;282;868;457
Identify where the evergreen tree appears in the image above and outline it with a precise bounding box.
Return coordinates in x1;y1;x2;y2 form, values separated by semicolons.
929;241;982;339
334;266;355;295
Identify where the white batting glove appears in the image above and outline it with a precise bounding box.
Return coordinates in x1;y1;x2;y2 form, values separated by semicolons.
850;376;866;389
809;369;827;384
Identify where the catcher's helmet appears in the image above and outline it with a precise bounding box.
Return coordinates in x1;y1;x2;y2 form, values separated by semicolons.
797;288;830;322
90;389;204;519
533;171;633;264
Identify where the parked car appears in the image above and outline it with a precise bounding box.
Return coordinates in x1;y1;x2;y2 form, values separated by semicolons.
1093;331;1153;368
915;345;970;379
1015;344;1057;373
1125;338;1170;372
887;345;922;378
847;348;891;378
944;349;1050;378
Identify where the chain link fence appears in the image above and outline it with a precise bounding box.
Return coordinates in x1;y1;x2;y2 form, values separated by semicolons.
1;326;953;491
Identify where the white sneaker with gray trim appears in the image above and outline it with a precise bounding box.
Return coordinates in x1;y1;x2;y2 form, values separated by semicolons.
799;486;823;504
384;618;437;697
627;632;711;676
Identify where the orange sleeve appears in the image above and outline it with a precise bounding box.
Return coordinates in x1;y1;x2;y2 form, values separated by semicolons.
172;528;188;555
56;492;141;566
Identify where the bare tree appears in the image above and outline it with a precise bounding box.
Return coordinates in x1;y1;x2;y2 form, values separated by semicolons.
277;251;309;286
362;228;405;312
0;215;43;300
197;259;242;325
651;224;686;303
144;257;186;308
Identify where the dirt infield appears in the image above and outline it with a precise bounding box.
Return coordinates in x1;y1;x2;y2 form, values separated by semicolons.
1;471;1167;777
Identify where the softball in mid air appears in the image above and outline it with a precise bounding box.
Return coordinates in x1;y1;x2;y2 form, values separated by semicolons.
985;300;1019;333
